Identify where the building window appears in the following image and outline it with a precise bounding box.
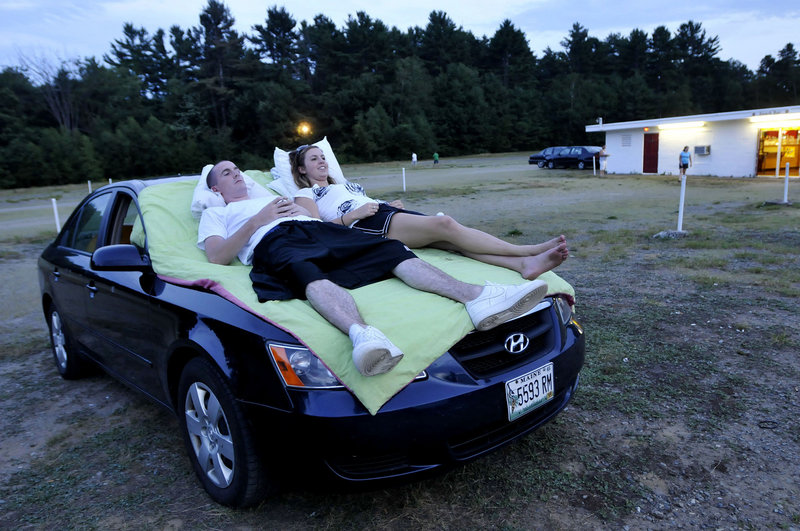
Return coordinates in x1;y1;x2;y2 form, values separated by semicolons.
621;134;632;147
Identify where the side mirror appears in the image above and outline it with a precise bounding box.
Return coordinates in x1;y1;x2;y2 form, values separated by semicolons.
91;244;151;271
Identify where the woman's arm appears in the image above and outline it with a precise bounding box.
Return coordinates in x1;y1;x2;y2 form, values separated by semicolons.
294;196;321;219
341;202;380;225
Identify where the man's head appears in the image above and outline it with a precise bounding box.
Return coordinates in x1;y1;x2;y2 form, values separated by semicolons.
208;160;249;203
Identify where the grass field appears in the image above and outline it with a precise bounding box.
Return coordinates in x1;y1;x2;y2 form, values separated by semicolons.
1;153;799;529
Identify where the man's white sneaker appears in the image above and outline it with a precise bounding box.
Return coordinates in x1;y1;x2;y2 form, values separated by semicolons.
465;280;548;331
349;325;404;377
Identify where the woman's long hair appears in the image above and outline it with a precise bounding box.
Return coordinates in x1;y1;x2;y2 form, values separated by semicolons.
290;145;336;188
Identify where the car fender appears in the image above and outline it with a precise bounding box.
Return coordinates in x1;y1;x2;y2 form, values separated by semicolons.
164;317;295;413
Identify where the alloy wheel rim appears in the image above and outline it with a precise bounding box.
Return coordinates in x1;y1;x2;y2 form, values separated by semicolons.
50;312;68;369
184;381;235;488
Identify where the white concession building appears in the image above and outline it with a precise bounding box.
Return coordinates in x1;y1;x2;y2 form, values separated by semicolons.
585;105;800;178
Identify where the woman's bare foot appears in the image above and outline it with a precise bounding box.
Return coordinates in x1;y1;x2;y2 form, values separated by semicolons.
521;242;569;280
523;235;567;256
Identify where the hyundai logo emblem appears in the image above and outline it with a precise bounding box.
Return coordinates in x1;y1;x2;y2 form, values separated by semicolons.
504;333;529;354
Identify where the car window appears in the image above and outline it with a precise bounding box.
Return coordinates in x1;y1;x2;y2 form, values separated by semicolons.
60;193;113;253
108;193;143;246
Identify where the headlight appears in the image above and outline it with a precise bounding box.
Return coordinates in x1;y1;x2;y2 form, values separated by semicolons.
554;296;574;326
268;343;342;389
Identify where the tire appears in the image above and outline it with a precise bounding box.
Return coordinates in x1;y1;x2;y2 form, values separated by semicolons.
547;160;555;169
178;357;274;507
48;305;91;379
577;161;585;170
537;160;545;168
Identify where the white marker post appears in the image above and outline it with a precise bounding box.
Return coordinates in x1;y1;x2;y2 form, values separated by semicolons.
784;162;790;204
51;198;61;232
87;180;92;193
402;167;406;192
592;155;596;176
677;175;687;231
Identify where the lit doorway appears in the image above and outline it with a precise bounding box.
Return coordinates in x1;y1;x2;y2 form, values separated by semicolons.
757;129;799;176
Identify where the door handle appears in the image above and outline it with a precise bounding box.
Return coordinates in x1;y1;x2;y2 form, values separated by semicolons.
85;283;97;298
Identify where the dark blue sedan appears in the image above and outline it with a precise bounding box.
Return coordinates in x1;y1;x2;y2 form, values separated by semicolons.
546;146;602;170
38;177;585;507
529;146;566;168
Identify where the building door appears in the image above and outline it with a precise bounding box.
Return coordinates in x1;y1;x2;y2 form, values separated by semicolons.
757;129;799;176
643;133;659;173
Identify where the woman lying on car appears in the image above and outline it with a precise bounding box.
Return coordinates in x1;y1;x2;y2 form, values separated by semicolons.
289;144;569;281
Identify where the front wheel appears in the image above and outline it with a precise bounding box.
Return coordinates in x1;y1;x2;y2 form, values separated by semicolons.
178;357;274;507
48;305;91;379
577;161;586;170
537;160;545;168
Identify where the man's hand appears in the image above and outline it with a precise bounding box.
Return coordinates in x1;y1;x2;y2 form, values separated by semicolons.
251;197;297;226
204;197;303;265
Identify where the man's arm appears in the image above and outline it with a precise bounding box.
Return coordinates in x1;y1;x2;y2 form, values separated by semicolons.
204;197;294;265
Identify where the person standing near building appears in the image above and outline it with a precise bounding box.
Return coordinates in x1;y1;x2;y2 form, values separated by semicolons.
678;146;692;179
433;152;439;166
599;145;609;175
411;152;417;166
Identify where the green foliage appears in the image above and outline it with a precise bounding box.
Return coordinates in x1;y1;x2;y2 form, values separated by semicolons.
1;6;798;188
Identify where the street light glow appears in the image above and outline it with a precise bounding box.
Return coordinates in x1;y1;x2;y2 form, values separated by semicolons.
297;122;312;136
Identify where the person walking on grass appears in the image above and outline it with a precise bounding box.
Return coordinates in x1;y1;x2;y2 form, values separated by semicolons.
679;146;692;180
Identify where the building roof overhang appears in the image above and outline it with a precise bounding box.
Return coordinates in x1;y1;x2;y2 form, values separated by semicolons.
585;105;800;132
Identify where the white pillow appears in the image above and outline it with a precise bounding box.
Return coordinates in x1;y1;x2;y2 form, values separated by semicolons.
267;176;301;197
190;164;275;219
272;136;346;197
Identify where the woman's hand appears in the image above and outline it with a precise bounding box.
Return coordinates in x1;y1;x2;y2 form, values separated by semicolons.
349;202;380;220
387;199;404;209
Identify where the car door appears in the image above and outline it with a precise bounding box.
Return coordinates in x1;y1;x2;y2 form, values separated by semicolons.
81;190;176;401
568;147;583;167
45;192;115;355
554;147;573;167
550;147;566;167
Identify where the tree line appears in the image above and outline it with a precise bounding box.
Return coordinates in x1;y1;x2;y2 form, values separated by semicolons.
1;0;798;188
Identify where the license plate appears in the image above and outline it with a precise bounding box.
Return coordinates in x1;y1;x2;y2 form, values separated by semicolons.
506;363;554;421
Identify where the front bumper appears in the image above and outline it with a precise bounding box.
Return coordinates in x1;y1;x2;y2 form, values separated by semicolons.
244;316;585;484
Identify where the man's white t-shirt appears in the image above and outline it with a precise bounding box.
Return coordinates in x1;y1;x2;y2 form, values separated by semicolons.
294;183;380;225
197;196;319;265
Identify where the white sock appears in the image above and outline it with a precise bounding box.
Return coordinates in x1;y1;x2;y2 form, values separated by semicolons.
348;323;367;343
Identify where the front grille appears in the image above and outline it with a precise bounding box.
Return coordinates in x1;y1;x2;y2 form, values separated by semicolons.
449;304;555;379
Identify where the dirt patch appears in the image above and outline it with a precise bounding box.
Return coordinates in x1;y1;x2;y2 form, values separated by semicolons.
1;158;798;529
